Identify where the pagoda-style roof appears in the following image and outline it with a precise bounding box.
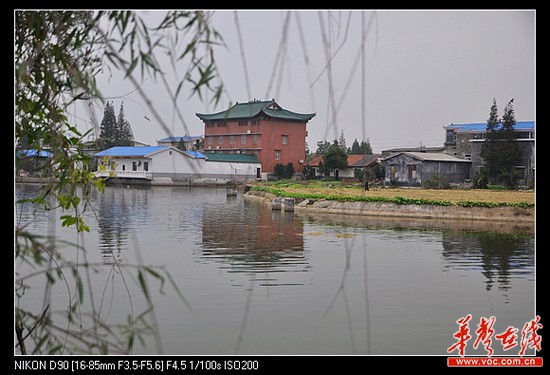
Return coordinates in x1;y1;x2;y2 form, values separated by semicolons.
196;99;315;122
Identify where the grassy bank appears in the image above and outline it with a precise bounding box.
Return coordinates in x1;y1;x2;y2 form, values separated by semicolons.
249;181;534;209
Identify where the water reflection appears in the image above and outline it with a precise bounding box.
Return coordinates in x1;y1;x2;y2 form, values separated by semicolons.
200;200;307;285
94;186;151;264
299;212;535;292
441;231;535;291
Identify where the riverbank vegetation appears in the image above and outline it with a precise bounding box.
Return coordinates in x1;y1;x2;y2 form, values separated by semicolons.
250;180;534;209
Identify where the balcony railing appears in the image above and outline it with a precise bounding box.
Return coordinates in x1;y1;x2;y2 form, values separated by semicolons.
95;170;152;180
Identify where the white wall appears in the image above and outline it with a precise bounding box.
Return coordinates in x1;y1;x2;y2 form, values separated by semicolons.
204;161;260;177
104;149;259;179
108;158;149;172
151;149;205;175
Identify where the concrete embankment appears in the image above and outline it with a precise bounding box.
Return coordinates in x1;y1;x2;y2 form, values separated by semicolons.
243;189;534;223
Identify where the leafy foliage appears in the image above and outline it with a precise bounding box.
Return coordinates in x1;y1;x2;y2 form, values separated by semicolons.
250;185;534;209
322;140;348;177
15;10;223;354
422;174;451;189
284;162;295;179
273;163;285;179
349;138;373;155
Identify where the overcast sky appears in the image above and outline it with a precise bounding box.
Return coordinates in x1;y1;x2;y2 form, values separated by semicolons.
83;10;535;153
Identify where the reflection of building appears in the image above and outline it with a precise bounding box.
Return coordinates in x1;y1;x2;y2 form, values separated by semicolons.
95;186;151;264
200;199;307;280
440;231;534;291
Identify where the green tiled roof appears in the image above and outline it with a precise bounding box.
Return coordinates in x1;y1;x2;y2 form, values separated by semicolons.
196;100;315;122
204;152;261;163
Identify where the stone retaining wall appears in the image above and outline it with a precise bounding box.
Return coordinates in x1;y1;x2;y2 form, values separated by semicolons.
244;190;534;223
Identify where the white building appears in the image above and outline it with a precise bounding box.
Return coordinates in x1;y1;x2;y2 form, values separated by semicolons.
94;146;261;185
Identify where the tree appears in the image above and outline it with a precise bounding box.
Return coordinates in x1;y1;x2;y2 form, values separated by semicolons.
15;10;224;354
176;139;187;151
273;163;286;179
98;102;134;148
359;139;373;155
98;101;117;148
480;99;520;188
303;164;316;180
284;162;295;179
315;140;331;156
349;138;361;155
338;130;347;152
323;140;348;179
116;102;134;146
500;99;520;188
349;138;373;155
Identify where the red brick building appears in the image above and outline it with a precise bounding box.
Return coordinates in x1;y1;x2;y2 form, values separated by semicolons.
196;99;315;174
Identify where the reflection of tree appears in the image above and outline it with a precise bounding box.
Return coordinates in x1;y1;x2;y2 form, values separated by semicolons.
441;231;534;291
200;200;307;284
95;186;149;264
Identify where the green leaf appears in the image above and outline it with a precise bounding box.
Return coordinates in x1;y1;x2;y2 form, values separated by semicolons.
60;215;77;227
137;270;150;303
125;58;138;78
179;40;196;60
144;267;165;294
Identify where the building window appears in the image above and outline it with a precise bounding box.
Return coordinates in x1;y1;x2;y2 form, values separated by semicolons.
143;161;149;171
282;135;288;145
252;135;259;144
122;164;125;171
229;135;235;145
216;121;226;127
208;137;213;145
218;136;224;145
251;120;260;125
275;151;281;161
239;120;248;126
206;123;214;128
132;161;137;171
241;135;247;144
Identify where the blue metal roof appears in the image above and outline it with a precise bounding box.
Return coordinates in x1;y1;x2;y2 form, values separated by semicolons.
94;146;167;157
446;121;534;132
16;149;53;158
158;136;202;142
182;151;207;159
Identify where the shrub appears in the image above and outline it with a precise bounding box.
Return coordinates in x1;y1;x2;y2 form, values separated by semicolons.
422;174;451;189
284;162;295;179
473;170;489;189
273;163;285;179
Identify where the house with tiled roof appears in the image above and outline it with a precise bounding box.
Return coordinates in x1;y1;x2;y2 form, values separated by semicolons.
381;152;471;187
196;99;315;176
308;154;382;180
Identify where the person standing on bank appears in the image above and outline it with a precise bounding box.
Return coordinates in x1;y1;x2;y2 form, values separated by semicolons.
364;179;369;191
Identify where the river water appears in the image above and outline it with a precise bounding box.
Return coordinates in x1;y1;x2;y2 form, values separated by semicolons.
15;185;536;355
